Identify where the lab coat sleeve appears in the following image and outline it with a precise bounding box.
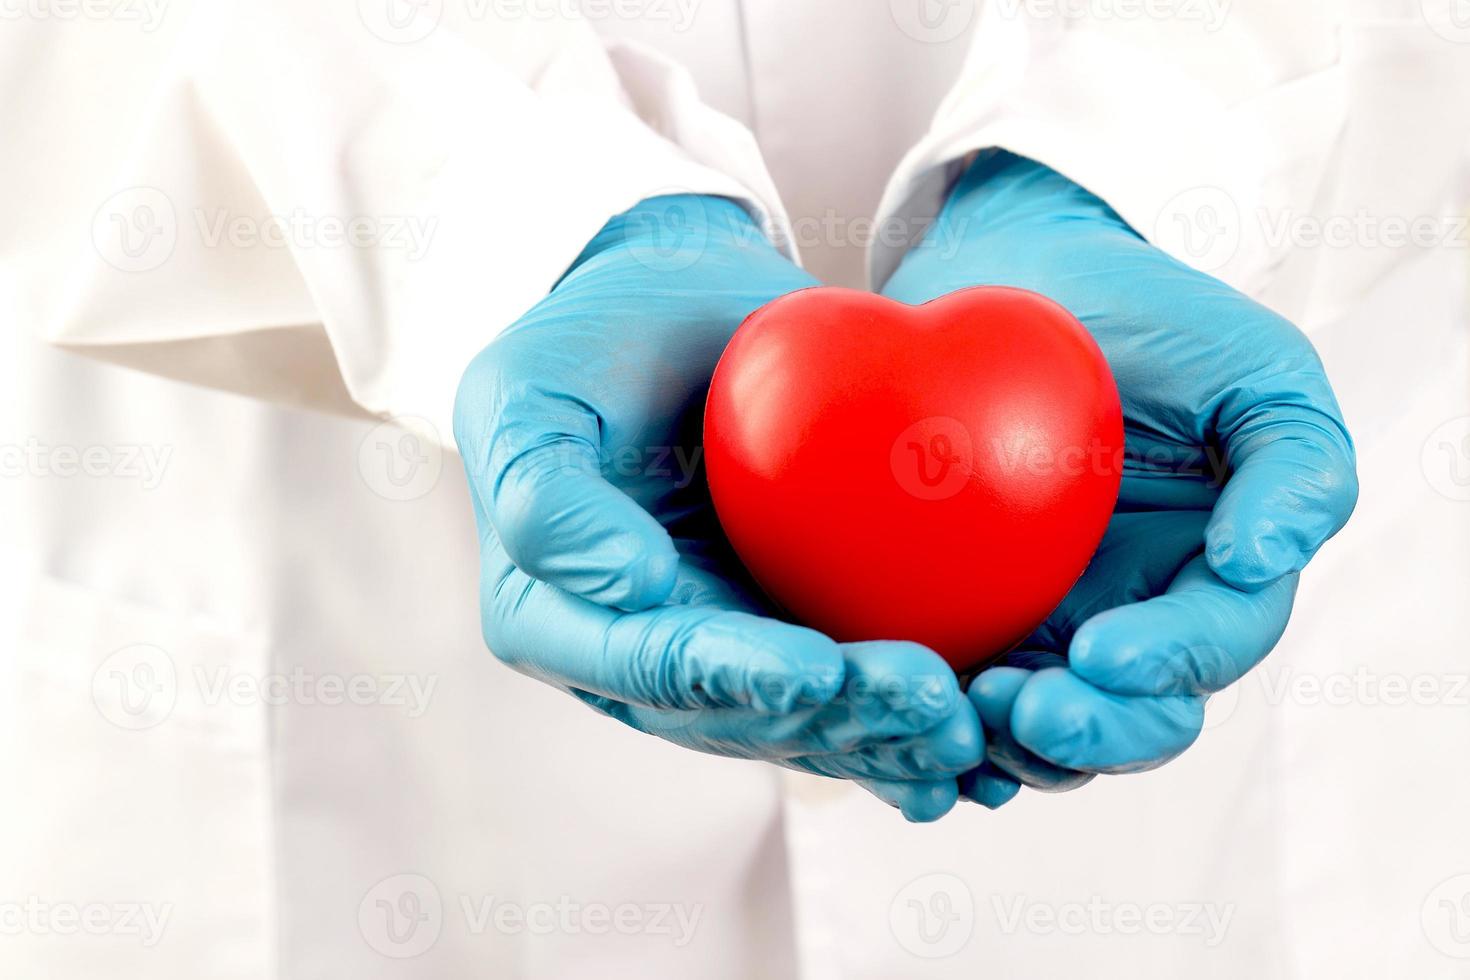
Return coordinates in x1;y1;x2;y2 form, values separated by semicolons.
21;0;792;445
872;2;1361;295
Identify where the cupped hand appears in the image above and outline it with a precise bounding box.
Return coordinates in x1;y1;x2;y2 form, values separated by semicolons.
883;151;1357;804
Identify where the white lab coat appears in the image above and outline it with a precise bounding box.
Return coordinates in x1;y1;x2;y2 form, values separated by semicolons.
3;2;1468;977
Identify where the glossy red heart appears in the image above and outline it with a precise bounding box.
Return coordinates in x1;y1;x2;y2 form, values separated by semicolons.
704;286;1124;672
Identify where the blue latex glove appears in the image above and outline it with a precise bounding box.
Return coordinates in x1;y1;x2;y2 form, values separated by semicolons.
455;195;983;822
883;151;1357;804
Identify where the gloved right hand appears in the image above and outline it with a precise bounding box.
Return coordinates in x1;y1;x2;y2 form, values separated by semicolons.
882;150;1357;807
453;195;984;822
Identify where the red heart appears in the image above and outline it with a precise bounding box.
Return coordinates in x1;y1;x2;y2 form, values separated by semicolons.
704;286;1124;672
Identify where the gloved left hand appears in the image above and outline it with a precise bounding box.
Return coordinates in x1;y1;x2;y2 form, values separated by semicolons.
883;151;1358;806
454;194;983;822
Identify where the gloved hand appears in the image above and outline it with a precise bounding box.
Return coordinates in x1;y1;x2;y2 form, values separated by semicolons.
883;151;1357;806
455;195;983;822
